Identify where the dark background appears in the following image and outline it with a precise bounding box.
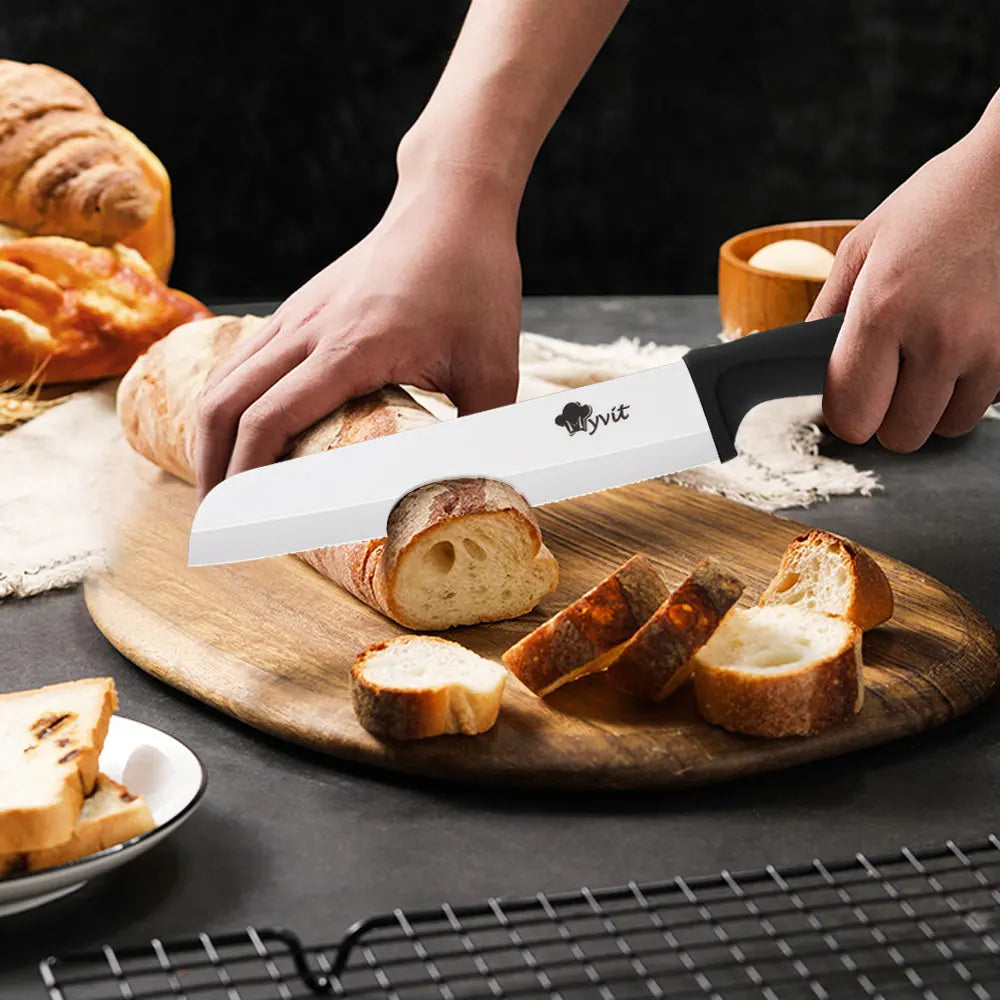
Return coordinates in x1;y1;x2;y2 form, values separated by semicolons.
2;0;998;302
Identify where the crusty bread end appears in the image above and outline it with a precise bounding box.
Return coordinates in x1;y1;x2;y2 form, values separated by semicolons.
760;529;893;632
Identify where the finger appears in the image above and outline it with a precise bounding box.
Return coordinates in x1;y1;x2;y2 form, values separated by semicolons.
935;370;1000;438
822;298;900;444
806;229;871;321
195;333;311;497
225;347;379;479
201;315;280;398
876;357;956;452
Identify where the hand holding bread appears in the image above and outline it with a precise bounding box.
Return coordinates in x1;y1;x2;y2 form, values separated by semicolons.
118;314;559;630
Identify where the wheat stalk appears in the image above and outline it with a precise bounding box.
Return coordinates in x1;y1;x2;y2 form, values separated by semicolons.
0;362;67;431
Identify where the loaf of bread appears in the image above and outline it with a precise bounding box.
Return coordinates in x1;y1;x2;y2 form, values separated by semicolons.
503;554;668;696
606;558;744;702
117;314;559;629
693;606;863;737
0;61;157;245
0;236;210;383
352;636;506;739
102;119;174;280
759;529;893;631
1;773;154;875
0;678;117;853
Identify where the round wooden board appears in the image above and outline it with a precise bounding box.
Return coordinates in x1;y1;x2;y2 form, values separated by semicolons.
85;472;1000;789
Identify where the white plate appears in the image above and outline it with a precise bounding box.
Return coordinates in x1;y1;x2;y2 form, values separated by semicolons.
0;715;206;918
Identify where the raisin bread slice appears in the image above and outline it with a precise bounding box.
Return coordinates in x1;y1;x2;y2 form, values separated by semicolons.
1;774;154;875
0;678;117;853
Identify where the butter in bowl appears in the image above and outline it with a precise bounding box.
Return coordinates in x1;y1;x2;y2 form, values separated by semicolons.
718;220;858;339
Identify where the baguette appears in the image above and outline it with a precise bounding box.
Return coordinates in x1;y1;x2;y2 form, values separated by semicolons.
759;529;893;631
1;774;154;875
606;559;744;702
502;554;668;696
0;678;117;853
693;606;863;737
351;636;506;740
117;314;558;630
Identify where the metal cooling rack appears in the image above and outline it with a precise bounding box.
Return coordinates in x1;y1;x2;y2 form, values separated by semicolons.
40;836;1000;999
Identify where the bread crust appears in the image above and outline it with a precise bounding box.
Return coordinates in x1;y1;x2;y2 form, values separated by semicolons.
351;636;505;740
607;558;744;702
117;315;558;629
503;554;668;696
694;616;863;737
760;529;893;632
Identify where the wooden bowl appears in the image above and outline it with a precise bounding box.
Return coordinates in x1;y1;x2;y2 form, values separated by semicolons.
718;220;858;337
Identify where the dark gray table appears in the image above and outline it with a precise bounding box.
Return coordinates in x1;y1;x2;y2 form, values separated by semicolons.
2;296;999;997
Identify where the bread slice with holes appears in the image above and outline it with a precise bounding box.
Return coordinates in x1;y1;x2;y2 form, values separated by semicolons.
693;605;863;737
502;554;668;696
1;773;154;876
759;530;893;632
0;678;117;853
606;559;745;702
352;636;507;740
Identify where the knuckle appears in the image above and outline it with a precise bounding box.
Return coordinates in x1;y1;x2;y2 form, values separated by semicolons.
237;402;281;441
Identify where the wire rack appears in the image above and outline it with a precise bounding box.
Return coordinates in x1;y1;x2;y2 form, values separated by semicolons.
40;836;1000;1000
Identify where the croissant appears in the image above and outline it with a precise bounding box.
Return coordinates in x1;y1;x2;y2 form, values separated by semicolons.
0;236;211;383
0;61;157;246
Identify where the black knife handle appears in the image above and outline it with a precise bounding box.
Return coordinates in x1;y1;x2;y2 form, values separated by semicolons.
682;313;844;462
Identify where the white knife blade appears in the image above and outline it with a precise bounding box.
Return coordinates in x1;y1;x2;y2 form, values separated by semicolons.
188;314;843;566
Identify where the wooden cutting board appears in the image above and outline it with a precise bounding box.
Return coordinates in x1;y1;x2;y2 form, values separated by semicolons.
85;471;1000;789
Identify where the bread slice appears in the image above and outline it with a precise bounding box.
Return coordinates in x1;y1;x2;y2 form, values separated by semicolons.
0;678;117;853
502;554;668;697
373;480;560;630
352;636;506;740
759;529;893;631
1;774;155;876
607;559;745;702
693;606;863;737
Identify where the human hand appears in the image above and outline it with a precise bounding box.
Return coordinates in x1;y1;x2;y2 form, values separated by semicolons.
809;110;1000;452
194;172;521;498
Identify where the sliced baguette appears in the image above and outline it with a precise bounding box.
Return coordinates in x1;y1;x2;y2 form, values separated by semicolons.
0;678;117;853
352;636;506;740
607;559;745;702
693;606;863;737
502;554;668;697
760;529;893;631
1;774;155;876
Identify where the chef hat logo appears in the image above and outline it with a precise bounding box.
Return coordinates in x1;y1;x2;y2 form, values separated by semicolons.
555;401;592;435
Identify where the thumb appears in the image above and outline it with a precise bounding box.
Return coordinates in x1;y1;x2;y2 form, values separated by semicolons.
807;228;871;321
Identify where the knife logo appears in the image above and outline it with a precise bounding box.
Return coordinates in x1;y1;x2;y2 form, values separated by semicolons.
555;401;630;437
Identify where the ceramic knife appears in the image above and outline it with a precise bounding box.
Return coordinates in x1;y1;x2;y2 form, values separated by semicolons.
188;313;843;566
